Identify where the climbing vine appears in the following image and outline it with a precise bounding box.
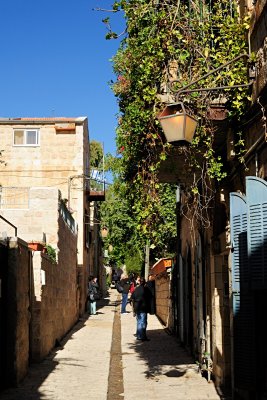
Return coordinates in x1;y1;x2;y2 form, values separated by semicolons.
100;0;252;258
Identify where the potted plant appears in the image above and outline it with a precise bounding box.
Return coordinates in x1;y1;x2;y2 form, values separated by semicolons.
28;241;46;252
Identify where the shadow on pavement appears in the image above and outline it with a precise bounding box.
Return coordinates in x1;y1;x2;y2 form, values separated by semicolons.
127;327;194;379
126;321;228;399
0;316;90;400
0;289;118;400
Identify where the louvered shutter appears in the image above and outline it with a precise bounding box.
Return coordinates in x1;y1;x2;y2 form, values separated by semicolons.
246;176;267;289
230;192;255;390
230;192;247;314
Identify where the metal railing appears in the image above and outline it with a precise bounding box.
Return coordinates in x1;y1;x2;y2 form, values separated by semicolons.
0;215;17;236
59;201;77;234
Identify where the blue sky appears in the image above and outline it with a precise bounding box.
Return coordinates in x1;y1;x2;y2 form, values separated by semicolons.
0;0;125;155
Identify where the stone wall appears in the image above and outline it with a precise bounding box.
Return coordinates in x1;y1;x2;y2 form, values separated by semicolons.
0;187;59;245
211;254;231;388
31;212;78;361
155;273;171;327
251;0;267;99
5;238;31;386
0;118;91;319
0;205;79;389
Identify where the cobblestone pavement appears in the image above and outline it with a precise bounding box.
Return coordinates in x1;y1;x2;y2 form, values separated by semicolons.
0;289;222;400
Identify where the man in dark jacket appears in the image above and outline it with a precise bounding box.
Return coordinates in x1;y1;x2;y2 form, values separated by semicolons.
131;277;151;341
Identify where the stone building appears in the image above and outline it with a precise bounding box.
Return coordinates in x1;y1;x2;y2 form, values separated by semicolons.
157;1;267;399
0;117;106;388
0;117;91;315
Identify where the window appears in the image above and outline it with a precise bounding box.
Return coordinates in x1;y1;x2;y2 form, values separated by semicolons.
13;129;39;146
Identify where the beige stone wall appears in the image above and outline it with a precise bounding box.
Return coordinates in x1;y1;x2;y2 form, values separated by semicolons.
2;211;78;376
179;211;231;387
31;213;78;361
0;118;91;314
155;273;171;327
0;187;58;244
211;254;231;387
0;122;84;193
0;117;89;265
250;0;267;99
5;238;31;385
180;215;230;380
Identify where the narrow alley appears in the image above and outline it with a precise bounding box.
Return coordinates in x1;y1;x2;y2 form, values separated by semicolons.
0;289;221;400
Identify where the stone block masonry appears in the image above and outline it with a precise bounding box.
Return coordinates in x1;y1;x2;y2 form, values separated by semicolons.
155;273;171;327
4;238;31;387
30;212;78;361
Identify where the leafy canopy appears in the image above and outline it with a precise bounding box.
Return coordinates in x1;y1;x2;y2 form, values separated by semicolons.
100;0;251;264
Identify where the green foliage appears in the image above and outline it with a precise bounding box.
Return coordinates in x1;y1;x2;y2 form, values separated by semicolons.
90;140;103;168
108;0;250;181
100;157;177;266
100;0;251;254
90;140;104;192
125;250;143;275
100;181;137;266
45;244;57;263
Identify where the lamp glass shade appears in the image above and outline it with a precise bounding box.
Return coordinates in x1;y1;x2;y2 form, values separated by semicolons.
158;102;197;144
101;227;108;238
184;114;198;143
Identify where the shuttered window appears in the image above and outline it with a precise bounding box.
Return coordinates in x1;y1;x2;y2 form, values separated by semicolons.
230;176;267;392
247;177;267;289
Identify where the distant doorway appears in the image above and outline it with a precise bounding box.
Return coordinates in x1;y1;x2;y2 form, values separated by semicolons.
184;247;193;353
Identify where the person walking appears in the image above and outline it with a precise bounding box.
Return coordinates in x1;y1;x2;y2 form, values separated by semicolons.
87;276;99;315
131;277;151;341
118;273;130;314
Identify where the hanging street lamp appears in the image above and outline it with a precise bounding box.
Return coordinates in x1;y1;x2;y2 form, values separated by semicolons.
158;102;198;145
158;54;255;146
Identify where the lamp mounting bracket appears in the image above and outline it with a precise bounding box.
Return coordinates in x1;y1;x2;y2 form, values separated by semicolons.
169;53;255;98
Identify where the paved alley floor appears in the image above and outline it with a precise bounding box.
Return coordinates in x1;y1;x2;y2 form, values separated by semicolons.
0;289;221;400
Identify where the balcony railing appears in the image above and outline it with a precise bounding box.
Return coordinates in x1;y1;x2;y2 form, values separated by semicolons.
59;201;77;234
